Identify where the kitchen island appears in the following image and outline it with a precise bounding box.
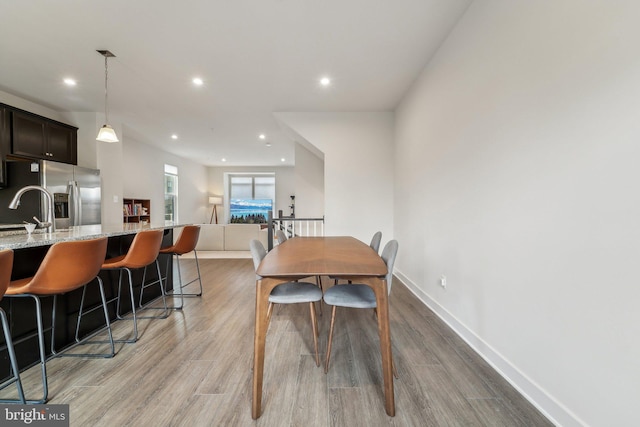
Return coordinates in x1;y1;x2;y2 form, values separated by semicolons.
0;222;179;250
0;222;186;380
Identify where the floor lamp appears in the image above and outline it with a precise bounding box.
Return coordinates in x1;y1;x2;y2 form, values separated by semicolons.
209;196;222;224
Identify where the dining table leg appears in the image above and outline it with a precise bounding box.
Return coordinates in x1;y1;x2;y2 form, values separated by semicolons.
368;277;395;416
252;278;274;419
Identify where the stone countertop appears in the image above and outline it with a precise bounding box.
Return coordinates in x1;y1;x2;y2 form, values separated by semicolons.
0;222;188;250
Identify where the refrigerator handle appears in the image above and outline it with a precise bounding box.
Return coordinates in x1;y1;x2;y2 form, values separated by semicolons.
69;180;81;226
66;181;75;225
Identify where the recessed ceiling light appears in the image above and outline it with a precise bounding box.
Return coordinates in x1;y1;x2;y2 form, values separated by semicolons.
171;134;178;140
281;158;286;162
259;134;266;140
320;76;331;86
265;142;272;147
192;77;204;86
221;158;227;162
63;78;77;86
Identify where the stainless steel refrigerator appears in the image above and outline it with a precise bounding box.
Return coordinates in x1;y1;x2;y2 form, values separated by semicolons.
0;159;101;228
41;160;101;228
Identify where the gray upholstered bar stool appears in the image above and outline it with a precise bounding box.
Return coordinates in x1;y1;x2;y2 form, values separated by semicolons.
2;237;112;404
0;249;26;404
157;225;202;310
96;229;167;343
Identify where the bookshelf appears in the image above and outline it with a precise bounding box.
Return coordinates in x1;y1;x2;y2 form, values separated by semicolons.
123;198;151;223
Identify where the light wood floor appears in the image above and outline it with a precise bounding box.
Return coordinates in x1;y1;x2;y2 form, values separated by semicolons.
4;258;553;426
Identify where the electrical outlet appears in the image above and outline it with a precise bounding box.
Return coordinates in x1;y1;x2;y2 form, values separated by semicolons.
440;275;447;289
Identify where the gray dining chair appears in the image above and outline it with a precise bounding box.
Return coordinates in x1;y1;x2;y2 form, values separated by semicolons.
369;231;383;253
250;239;323;366
323;239;399;374
275;229;325;306
275;229;288;245
332;231;382;285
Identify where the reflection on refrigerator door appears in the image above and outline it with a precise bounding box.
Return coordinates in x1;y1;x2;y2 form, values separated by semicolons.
41;160;101;228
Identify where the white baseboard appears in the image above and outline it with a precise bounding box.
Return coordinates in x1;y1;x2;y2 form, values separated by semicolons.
394;269;585;427
182;251;251;259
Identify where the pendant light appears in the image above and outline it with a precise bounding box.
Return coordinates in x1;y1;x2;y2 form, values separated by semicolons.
96;50;119;143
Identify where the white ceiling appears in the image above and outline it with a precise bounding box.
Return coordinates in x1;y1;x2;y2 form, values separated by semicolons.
1;0;471;167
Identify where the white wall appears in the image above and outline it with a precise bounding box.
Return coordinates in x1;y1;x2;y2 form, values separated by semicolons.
207;165;295;224
97;121;124;225
275;112;394;243
123;137;208;225
0;90;68;123
394;1;640;426
294;143;324;218
66;112;99;169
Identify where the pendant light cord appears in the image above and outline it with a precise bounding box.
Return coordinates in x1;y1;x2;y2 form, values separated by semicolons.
104;56;109;123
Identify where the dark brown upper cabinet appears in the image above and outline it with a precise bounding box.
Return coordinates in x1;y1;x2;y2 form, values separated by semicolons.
10;108;77;165
0;105;11;186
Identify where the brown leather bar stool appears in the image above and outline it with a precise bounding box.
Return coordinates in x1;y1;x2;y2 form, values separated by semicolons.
96;229;167;344
0;249;26;404
2;237;111;404
157;225;202;310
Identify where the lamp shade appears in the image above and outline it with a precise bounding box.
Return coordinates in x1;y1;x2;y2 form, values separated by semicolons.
209;196;222;205
96;124;119;143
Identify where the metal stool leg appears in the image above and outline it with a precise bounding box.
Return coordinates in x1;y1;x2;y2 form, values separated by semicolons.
30;295;48;404
0;294;48;404
124;268;139;343
0;307;26;404
163;251;203;307
165;253;184;310
76;272;128;345
56;277;115;358
112;268;140;343
137;260;170;318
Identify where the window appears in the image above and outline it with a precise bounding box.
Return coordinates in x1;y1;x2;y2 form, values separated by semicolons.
164;164;178;224
229;174;275;223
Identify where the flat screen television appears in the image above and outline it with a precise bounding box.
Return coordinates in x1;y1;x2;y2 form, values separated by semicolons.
229;198;272;223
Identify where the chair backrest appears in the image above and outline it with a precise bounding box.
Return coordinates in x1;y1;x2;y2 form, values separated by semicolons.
24;237;108;294
249;239;267;280
172;225;201;255
0;249;14;299
370;231;382;253
380;240;399;295
121;229;164;269
275;229;288;244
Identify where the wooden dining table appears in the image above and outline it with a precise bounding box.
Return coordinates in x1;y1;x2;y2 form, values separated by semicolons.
252;236;395;419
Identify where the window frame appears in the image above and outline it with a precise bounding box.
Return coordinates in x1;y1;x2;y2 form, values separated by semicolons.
164;164;179;224
227;173;275;224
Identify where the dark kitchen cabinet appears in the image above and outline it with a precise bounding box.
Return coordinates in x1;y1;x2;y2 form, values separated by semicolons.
11;110;77;164
0;106;10;186
11;110;45;158
46;120;77;163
